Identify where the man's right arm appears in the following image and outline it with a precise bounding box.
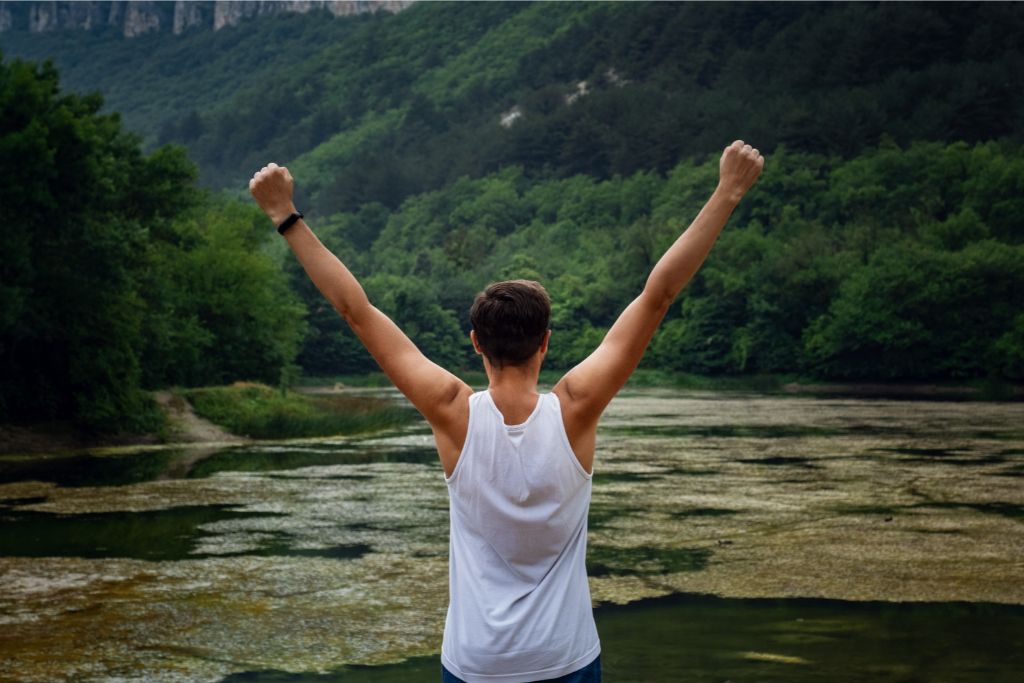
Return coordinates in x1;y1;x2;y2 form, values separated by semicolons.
553;141;764;469
249;163;470;451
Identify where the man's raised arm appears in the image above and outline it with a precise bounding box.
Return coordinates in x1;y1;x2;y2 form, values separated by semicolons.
248;163;469;428
554;141;764;446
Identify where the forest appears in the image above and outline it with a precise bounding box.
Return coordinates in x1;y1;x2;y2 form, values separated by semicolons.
1;1;1022;432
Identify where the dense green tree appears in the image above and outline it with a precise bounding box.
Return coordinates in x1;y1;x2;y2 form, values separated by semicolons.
805;241;1024;379
0;55;159;430
139;198;307;388
1;54;307;431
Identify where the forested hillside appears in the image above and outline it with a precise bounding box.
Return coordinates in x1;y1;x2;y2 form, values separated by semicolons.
293;140;1024;380
3;2;1020;206
1;2;1022;431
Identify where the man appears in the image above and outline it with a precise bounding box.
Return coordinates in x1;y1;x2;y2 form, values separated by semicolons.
249;140;764;682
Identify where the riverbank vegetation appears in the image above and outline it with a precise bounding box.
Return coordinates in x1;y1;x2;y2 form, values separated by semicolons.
178;382;415;440
2;2;1023;434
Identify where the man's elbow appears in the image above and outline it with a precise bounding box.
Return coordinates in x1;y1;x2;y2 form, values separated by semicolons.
336;298;371;328
332;299;355;323
641;284;675;314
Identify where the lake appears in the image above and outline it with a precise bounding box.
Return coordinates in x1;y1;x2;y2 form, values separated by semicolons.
1;388;1022;681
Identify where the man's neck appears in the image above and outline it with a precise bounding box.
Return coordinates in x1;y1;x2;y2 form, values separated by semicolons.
484;362;543;425
484;362;541;396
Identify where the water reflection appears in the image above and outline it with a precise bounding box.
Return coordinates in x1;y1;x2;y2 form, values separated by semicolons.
0;505;285;560
218;593;1024;682
0;448;182;487
0;442;440;487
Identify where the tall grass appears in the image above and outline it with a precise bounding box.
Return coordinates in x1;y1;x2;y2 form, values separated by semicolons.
180;382;415;439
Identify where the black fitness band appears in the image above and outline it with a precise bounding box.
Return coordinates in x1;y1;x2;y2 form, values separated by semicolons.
277;210;304;235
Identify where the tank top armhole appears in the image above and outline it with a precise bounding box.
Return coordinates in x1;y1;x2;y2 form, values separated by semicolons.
444;391;479;485
548;392;594;479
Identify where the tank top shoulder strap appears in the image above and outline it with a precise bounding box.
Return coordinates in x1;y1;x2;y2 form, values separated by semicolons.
543;390;593;479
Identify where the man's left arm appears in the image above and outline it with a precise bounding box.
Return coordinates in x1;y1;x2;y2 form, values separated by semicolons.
554;141;764;453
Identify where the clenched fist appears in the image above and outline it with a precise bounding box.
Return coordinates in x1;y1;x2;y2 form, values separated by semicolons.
718;140;764;202
249;162;297;226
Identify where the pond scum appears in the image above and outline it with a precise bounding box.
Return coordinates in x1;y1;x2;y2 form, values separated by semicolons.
0;390;1022;680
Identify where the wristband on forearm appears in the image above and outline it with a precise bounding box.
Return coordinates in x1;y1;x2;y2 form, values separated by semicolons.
276;210;303;235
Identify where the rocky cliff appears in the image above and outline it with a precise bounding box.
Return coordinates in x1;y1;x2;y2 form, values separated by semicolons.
0;1;412;38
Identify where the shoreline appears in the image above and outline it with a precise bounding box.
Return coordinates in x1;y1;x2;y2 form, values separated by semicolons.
2;378;1020;457
0;421;168;458
303;371;1024;399
778;381;1024;399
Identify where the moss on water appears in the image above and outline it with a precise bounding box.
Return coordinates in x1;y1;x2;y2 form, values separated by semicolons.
238;533;371;560
604;424;841;439
1;388;1022;681
587;546;712;577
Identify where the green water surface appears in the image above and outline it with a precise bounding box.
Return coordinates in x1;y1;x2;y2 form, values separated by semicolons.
1;389;1022;682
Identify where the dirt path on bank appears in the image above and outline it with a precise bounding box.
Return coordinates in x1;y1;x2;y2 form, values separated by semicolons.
151;391;248;444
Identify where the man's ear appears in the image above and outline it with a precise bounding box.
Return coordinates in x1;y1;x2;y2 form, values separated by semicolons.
470;329;483;355
539;329;551;355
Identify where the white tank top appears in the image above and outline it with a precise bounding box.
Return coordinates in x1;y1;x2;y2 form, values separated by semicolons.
441;389;600;682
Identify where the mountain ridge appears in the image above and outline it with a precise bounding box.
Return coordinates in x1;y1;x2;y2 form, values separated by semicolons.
0;0;412;38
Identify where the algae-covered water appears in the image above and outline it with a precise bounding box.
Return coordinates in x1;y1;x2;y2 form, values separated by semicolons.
1;389;1022;681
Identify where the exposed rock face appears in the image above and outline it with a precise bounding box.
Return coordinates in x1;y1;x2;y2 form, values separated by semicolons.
211;0;411;31
28;0;107;32
499;105;523;129
173;0;208;34
121;1;165;38
0;1;412;38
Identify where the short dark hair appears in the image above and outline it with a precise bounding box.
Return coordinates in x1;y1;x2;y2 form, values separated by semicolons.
470;280;551;368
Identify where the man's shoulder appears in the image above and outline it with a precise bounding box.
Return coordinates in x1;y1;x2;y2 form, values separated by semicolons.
430;381;474;479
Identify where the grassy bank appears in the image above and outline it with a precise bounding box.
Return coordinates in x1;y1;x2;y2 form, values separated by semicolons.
298;370;798;392
179;382;416;439
299;371;1022;400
